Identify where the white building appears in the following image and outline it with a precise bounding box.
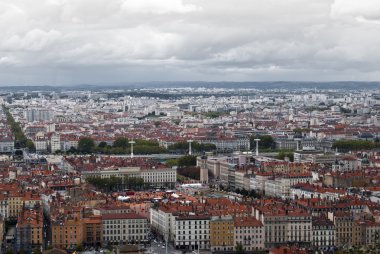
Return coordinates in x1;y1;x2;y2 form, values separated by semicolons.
174;215;210;251
0;136;14;153
312;217;335;248
82;167;177;188
264;173;313;199
102;213;149;244
49;133;61;153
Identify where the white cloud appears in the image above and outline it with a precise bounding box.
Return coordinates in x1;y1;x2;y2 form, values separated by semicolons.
121;0;200;14
331;0;380;21
0;0;380;84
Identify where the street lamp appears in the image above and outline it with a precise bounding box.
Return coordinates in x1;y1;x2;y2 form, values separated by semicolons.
254;139;260;156
187;140;193;156
294;138;302;151
129;140;136;158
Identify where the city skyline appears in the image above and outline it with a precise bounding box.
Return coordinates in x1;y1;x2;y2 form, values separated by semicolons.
1;0;380;85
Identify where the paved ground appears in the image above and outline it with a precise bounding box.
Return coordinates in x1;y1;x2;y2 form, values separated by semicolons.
145;242;211;254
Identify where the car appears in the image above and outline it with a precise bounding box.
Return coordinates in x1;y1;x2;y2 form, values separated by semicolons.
162;246;165;249
154;240;157;243
157;244;161;247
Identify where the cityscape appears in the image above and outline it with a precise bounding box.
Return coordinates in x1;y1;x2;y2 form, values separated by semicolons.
0;84;380;254
1;0;380;254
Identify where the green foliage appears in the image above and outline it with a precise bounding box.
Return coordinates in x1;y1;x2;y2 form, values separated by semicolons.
277;150;294;162
177;166;200;180
165;159;178;168
202;111;224;118
5;250;15;254
2;105;30;149
78;137;95;153
178;155;197;168
76;244;84;252
333;140;380;151
235;242;245;254
168;142;216;153
250;135;275;150
94;138;166;155
340;107;352;114
86;176;145;192
113;137;128;149
98;141;108;148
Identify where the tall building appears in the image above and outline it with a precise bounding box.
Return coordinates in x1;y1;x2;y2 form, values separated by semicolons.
16;206;43;253
210;215;234;252
24;109;53;122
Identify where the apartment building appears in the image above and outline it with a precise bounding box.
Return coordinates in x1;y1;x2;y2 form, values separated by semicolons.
82;167;177;188
327;212;354;248
254;206;312;248
210;215;234;252
51;213;84;250
83;215;103;247
102;213;149;244
312;217;335;248
234;216;265;251
174;215;210;251
16;206;43;252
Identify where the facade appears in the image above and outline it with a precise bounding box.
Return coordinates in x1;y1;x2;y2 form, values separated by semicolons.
254;207;312;248
16;207;43;252
174;215;210;251
24;109;53;122
0;195;8;219
102;213;149;244
210;215;234;252
328;212;354;248
8;193;23;219
0;136;14;153
234;216;265;251
264;174;313;199
83;216;103;247
49;133;61;153
150;207;176;242
312;217;335;248
82;167;177;188
51;214;84;250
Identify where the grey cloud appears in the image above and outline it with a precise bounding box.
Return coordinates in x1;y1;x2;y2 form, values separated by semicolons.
0;0;380;84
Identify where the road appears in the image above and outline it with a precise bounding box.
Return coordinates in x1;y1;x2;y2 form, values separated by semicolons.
146;242;211;254
146;242;182;254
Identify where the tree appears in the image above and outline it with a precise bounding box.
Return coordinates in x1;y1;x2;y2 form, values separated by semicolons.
98;141;108;148
277;150;294;162
165;159;178;168
78;137;95;153
113;137;129;149
178;155;197;168
236;242;245;254
250;135;275;150
76;244;84;252
26;139;36;152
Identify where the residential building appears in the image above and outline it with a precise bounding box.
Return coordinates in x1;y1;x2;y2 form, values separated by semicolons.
174;215;210;251
210;215;234;252
234;216;265;251
102;213;149;244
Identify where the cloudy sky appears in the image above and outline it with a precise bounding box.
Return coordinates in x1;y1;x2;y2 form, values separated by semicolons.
1;0;380;85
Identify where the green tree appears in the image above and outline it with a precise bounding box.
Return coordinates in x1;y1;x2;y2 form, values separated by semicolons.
178;155;197;168
235;242;245;254
78;137;95;153
277;150;294;162
165;159;178;168
250;135;275;150
98;141;108;148
113;137;129;149
76;244;84;252
26;139;36;152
